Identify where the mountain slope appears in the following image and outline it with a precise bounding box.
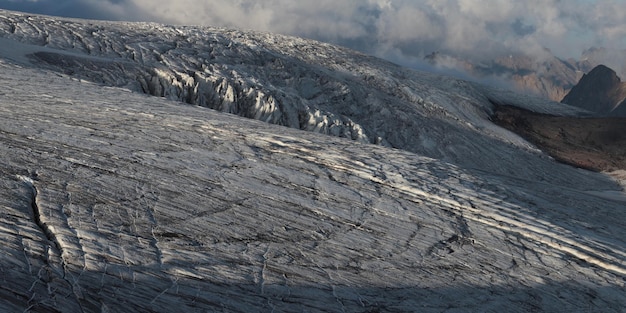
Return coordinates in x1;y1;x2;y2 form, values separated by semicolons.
0;10;625;312
0;9;593;188
561;65;626;117
493;105;626;171
1;52;625;313
425;51;594;102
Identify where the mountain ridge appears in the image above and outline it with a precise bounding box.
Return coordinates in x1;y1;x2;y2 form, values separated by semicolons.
424;50;621;103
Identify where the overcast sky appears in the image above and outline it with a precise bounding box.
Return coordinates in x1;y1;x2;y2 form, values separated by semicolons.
1;0;625;70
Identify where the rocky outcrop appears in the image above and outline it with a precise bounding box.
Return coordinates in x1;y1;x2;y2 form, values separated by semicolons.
561;65;626;117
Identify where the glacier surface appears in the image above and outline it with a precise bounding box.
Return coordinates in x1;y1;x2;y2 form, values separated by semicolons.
0;9;624;312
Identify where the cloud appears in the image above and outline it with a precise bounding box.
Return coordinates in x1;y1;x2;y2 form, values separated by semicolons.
126;1;625;60
1;0;625;76
0;0;149;22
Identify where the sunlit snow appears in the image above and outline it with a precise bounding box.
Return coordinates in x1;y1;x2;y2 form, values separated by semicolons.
0;9;624;312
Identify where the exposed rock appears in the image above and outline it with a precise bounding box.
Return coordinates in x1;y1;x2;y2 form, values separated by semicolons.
492;55;587;102
492;105;626;172
561;65;626;117
612;98;626;116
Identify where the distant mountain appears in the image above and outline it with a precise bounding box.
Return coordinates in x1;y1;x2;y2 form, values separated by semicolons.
561;65;626;117
580;47;626;78
425;50;608;102
493;54;595;102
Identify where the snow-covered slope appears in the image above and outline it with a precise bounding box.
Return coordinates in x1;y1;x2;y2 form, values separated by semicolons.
0;9;596;187
0;10;624;312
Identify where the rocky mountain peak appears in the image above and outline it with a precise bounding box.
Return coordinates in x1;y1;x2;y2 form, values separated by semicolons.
585;64;621;84
561;64;626;116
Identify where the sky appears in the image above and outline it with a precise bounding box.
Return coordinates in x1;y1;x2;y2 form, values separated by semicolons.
1;0;625;74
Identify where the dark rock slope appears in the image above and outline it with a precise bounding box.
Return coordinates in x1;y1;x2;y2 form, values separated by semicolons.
561;65;626;117
492;105;626;172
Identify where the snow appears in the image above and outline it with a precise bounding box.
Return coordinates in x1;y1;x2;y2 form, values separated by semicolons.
0;9;624;313
0;9;605;188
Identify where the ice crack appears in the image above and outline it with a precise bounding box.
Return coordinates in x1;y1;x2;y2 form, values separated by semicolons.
18;175;85;313
18;176;59;252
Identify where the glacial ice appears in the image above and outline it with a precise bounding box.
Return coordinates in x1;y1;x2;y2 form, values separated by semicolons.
0;9;624;313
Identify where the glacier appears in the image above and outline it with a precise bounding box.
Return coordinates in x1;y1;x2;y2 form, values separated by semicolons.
0;9;624;312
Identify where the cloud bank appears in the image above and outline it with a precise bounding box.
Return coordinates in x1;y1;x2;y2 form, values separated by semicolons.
1;0;625;74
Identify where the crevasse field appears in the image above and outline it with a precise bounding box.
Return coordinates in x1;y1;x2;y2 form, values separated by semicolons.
0;9;624;312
